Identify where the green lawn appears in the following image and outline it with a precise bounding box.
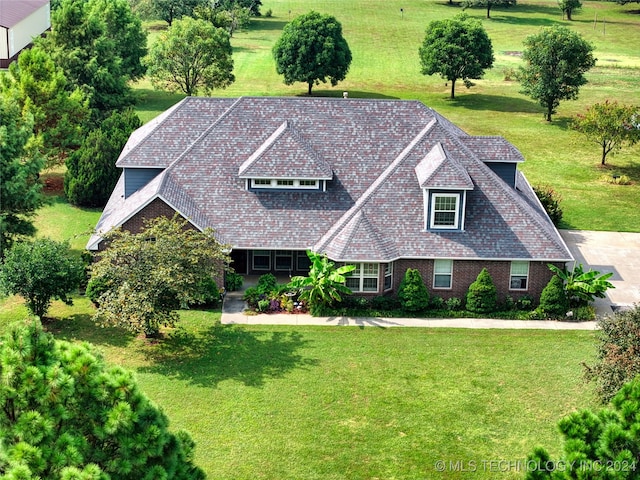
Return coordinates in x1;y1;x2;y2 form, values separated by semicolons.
7;306;591;480
135;0;640;231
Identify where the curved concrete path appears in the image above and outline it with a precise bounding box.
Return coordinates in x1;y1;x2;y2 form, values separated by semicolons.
221;230;640;330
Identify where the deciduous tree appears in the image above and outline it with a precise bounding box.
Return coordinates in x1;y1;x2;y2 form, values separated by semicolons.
0;94;46;256
64;109;142;207
145;16;235;96
558;0;582;20
272;11;352;95
418;13;494;99
518;26;595;122
0;238;84;318
90;216;230;336
152;0;207;26
0;319;205;479
573;100;640;165
462;0;517;19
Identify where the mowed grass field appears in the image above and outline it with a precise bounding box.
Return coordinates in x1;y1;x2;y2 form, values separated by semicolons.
0;0;634;478
138;0;640;231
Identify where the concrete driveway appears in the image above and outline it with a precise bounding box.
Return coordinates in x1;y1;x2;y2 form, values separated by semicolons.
560;230;640;316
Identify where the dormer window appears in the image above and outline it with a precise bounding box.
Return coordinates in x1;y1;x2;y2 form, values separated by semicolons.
250;178;321;190
431;193;460;229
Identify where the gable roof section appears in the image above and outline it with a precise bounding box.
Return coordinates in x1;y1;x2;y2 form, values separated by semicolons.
415;143;474;190
238;120;332;179
0;1;48;28
116;97;239;168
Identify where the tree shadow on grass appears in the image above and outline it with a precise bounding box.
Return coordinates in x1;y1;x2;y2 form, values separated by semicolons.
451;93;543;113
47;313;136;348
139;322;318;388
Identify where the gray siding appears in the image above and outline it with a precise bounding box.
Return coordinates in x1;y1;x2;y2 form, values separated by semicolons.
124;168;163;198
485;162;517;188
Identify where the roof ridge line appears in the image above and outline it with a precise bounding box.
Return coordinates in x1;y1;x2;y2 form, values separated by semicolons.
238;120;289;176
315;119;436;253
163;97;245;174
117;97;193;164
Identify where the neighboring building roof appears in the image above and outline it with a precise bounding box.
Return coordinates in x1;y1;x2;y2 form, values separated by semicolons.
0;0;49;28
91;96;572;263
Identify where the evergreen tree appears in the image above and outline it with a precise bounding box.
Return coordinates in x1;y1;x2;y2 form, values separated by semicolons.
538;274;569;318
0;45;90;166
398;269;430;312
65;109;142;207
0;93;46;256
0;319;205;479
526;376;640;479
466;268;497;313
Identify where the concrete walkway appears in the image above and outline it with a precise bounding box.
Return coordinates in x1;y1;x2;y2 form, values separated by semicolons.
221;230;640;330
221;286;597;330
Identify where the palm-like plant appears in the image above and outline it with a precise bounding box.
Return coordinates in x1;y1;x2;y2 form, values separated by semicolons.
288;251;356;311
548;263;615;307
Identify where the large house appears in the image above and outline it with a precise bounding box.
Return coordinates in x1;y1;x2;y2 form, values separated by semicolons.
88;96;573;302
0;0;50;68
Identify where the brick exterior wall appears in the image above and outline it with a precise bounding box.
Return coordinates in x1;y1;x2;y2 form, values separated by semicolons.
388;259;564;304
100;199;564;304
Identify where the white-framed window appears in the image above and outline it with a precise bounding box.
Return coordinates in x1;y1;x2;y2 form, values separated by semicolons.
297;251;311;272
346;263;379;293
252;178;272;186
384;262;393;291
510;261;529;290
252;250;271;271
433;259;453;289
275;250;293;271
251;179;319;189
430;193;460;229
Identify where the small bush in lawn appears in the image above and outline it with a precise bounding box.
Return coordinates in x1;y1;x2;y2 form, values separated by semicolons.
225;272;243;291
191;276;220;307
466;268;497;314
371;295;400;311
539;275;569;318
445;297;463;311
398;269;430;312
243;286;262;309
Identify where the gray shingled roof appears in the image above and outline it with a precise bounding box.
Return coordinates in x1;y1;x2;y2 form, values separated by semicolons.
415;143;474;190
91;96;572;262
238;120;332;179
